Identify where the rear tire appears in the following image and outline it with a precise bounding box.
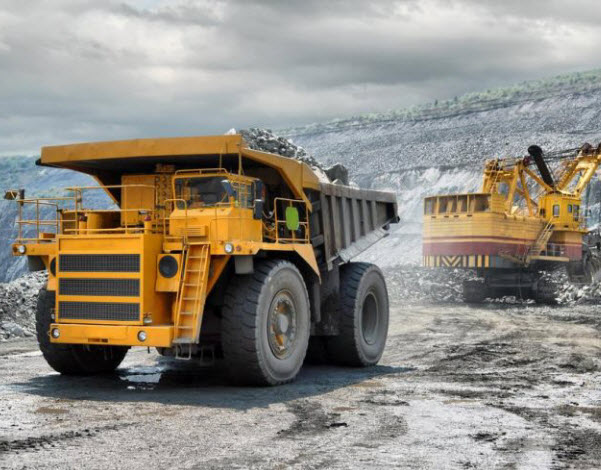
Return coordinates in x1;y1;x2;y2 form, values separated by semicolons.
36;288;128;375
221;260;310;386
326;262;389;367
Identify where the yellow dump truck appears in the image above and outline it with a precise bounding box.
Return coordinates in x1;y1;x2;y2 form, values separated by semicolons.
7;134;398;385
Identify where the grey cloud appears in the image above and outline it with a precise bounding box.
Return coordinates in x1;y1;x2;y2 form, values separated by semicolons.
1;0;600;155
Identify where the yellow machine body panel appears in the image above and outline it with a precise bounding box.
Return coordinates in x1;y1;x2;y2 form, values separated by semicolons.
423;143;601;269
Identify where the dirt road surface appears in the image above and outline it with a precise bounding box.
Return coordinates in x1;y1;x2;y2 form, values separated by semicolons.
1;285;600;469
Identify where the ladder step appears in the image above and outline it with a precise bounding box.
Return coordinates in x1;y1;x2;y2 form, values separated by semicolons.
173;338;193;344
182;297;199;300
176;326;193;330
185;283;200;287
180;311;193;315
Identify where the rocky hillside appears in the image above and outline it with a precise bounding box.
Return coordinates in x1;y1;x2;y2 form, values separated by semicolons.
1;69;601;279
282;69;601;266
0;158;107;282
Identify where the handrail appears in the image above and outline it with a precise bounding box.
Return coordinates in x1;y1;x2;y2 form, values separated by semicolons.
273;197;310;244
174;168;229;176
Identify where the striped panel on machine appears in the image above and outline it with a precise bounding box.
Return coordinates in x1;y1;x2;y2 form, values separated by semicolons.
59;278;140;297
59;254;140;272
59;301;140;321
423;255;491;268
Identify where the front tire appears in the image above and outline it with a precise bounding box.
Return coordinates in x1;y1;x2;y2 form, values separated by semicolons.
36;288;128;375
326;262;389;367
221;260;310;385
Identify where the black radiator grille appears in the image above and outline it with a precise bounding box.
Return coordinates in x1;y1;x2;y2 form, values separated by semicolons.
59;301;140;321
59;279;140;297
59;254;140;273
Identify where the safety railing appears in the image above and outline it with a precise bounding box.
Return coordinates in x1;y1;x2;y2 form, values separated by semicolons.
61;185;159;235
11;180;309;246
11;184;167;242
541;243;566;258
272;197;310;244
14;196;78;243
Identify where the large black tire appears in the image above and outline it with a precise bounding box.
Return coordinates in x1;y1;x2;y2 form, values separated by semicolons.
36;288;128;375
462;280;488;304
221;260;310;386
326;263;389;367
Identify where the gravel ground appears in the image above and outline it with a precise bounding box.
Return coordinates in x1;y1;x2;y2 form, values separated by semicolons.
1;269;600;469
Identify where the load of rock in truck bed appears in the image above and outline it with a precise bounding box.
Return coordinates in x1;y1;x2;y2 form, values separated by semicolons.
237;128;350;185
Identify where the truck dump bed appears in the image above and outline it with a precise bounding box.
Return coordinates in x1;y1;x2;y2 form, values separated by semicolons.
315;183;398;269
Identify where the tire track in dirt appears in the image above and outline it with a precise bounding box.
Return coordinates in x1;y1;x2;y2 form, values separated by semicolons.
0;423;132;455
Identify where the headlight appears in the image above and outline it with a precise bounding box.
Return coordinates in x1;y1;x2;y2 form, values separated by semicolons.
51;328;60;339
224;242;234;254
17;245;26;254
158;255;178;278
137;331;147;342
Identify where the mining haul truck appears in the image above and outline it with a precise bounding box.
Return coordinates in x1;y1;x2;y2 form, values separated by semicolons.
6;134;398;385
423;142;601;304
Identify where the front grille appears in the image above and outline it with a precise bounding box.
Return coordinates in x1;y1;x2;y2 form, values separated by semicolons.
59;279;140;297
59;301;140;321
59;254;140;273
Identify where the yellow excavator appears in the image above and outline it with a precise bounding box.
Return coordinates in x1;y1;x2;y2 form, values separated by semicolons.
423;142;601;303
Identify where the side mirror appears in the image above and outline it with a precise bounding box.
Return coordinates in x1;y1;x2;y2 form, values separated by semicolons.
253;199;264;220
254;180;264;200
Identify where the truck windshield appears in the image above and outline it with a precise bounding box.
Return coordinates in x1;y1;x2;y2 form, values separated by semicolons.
174;177;230;209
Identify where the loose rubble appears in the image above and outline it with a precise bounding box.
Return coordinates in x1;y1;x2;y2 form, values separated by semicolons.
0;271;46;341
238;128;342;183
385;266;473;304
384;266;600;305
555;273;601;304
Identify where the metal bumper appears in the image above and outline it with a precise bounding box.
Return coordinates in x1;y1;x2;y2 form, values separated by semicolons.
49;323;174;347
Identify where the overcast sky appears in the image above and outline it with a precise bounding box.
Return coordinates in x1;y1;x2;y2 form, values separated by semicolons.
1;0;601;155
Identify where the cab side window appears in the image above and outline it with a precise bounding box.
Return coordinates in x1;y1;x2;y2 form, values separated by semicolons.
553;205;560;217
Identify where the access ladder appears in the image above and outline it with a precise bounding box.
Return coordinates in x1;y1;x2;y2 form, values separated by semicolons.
172;242;210;359
523;221;555;265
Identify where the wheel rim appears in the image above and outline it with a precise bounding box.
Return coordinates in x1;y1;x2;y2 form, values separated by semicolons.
267;290;298;359
361;291;379;345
